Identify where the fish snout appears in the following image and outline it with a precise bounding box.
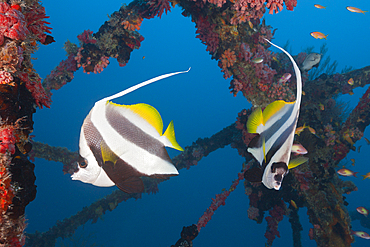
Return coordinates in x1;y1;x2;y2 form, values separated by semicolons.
274;182;282;190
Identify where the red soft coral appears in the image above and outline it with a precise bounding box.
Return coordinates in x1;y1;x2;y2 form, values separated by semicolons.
146;0;171;19
0;2;29;44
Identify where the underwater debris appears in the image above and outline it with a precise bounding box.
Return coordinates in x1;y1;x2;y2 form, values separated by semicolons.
5;0;367;246
0;0;51;245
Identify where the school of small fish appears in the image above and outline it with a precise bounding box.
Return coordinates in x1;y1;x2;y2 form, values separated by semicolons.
336;136;370;239
309;3;370;239
311;4;367;40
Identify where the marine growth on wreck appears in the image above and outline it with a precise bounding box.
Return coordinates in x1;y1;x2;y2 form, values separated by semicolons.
0;0;369;246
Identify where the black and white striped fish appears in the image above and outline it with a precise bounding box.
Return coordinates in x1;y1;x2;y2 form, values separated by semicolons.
244;40;307;190
72;69;190;193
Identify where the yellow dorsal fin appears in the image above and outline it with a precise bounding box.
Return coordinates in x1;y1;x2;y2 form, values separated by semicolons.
101;140;119;164
288;156;309;170
247;107;263;133
163;120;183;151
262;100;291;123
109;102;164;135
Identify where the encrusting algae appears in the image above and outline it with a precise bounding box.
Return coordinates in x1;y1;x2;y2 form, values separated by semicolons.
0;0;368;247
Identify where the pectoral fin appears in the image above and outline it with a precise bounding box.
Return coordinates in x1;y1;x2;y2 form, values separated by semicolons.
288;156;309;170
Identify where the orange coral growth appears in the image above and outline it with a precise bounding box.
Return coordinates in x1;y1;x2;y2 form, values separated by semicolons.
122;17;143;31
266;0;284;14
258;81;268;92
221;49;237;68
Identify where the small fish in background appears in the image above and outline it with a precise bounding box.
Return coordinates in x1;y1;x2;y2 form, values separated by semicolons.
301;53;322;71
337;168;358;177
295;124;316;136
348;78;354;85
291;144;308;155
71;69;190;193
351;230;370;240
248;20;254;29
314;4;326;9
307;126;316;135
350;158;355;165
357;145;362;153
247;20;258;32
346;6;368;14
310;31;328;40
357;207;369;217
251;57;263;64
362;172;370;180
365;137;370;145
290;200;298;209
295;124;307;136
278;73;291;83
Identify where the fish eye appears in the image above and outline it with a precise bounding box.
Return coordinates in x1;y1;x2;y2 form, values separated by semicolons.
79;161;88;168
78;155;88;168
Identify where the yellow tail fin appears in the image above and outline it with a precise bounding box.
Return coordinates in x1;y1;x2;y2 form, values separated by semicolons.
163;121;183;151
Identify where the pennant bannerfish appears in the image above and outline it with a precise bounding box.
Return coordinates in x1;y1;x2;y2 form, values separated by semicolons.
71;69;190;193
244;39;303;190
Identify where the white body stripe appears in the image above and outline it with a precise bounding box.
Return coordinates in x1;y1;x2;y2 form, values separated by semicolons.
262;39;302;190
72;127;115;186
246;40;302;190
91;102;179;176
72;69;190;189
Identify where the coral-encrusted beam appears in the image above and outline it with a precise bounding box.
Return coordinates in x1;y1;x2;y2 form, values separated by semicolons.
0;1;52;245
42;2;151;99
26;123;243;246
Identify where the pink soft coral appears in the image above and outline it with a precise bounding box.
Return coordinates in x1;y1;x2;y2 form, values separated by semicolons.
266;0;284;14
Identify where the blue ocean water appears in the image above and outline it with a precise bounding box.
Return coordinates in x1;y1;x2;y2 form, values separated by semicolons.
26;0;370;246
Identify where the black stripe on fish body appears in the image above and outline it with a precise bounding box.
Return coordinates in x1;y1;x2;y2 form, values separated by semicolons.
264;114;298;166
270;162;288;188
102;159;145;193
271;162;288;175
247;103;295;166
83;111;105;167
105;103;172;163
102;159;178;193
262;103;295;145
244;166;263;183
247;134;261;150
